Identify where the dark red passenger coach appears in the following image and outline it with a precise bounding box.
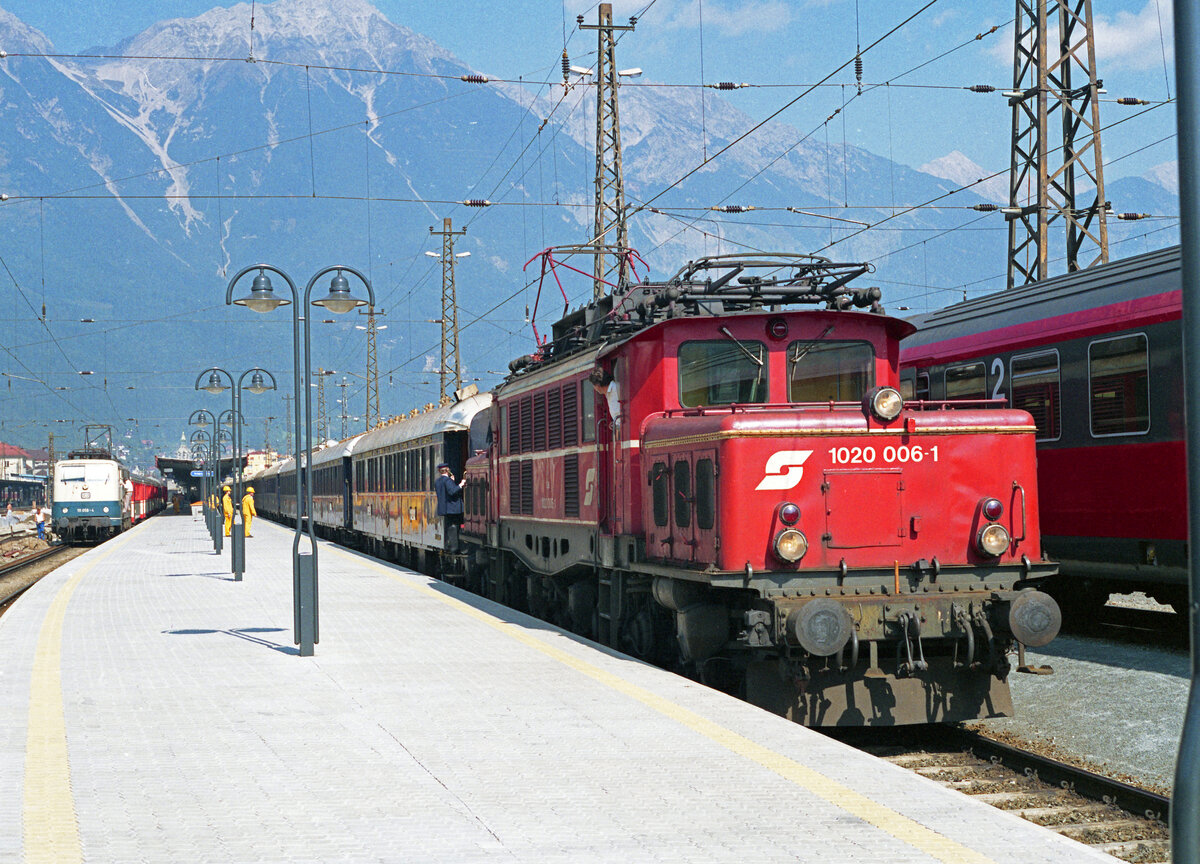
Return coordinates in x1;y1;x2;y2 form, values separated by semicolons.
900;245;1183;617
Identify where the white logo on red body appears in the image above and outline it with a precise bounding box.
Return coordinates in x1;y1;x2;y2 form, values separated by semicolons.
755;450;814;491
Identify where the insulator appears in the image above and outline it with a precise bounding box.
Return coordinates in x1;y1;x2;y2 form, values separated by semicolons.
710;81;745;90
460;74;489;84
969;84;996;93
576;14;584;25
854;54;863;85
461;199;492;207
710;205;754;213
629;16;637;26
562;50;570;83
1117;212;1150;221
1117;97;1148;105
973;203;1000;212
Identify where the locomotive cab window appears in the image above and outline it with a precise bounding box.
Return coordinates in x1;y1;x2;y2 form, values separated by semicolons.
945;362;987;400
1011;350;1061;441
679;340;768;407
582;380;596;442
787;340;873;402
1089;334;1150;437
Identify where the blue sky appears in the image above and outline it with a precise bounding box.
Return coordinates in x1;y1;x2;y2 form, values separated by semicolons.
0;0;1179;184
0;0;1181;451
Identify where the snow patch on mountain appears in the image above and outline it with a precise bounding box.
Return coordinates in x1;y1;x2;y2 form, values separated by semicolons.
1143;160;1178;195
919;150;1008;203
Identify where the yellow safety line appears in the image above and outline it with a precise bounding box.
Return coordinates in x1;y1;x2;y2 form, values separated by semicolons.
337;548;996;864
23;535;132;864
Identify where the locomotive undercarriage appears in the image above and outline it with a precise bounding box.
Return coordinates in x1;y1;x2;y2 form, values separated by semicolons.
447;535;1061;727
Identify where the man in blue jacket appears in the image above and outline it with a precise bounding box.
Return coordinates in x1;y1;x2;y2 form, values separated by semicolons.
434;462;465;552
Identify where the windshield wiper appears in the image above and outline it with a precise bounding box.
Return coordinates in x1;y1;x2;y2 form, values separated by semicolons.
790;324;835;365
719;326;763;367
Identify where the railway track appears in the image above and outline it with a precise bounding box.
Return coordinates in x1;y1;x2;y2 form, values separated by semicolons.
846;726;1171;863
0;546;83;614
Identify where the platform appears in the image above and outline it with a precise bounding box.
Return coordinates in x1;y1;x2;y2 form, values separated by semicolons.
1;514;1115;863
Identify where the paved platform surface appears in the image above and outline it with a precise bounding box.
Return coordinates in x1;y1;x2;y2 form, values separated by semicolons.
1;514;1118;864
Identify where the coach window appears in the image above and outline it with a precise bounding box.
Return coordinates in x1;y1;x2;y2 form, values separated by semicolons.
1089;334;1150;436
788;340;873;402
1011;351;1061;440
582;380;596;442
679;339;768;407
945;362;986;400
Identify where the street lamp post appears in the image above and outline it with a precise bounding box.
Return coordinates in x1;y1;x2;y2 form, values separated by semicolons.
189;410;217;548
214;422;235;555
226;264;374;657
197;367;278;581
189;434;210;532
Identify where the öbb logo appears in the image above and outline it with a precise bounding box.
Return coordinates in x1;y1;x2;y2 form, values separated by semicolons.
755;450;814;491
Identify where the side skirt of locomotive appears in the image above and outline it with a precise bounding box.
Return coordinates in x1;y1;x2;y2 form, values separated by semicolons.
447;530;1059;728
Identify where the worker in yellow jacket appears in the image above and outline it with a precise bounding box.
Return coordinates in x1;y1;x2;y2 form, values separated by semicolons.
221;485;233;537
242;486;256;537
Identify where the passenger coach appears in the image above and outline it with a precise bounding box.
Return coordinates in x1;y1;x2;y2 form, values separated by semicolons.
900;245;1183;614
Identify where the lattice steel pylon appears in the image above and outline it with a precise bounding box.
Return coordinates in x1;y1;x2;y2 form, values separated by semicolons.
1006;0;1109;288
580;3;635;299
430;218;465;401
316;368;328;442
359;306;384;429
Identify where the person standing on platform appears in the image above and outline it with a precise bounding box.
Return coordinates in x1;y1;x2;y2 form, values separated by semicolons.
221;485;233;537
242;486;256;537
34;503;45;540
434;463;465;552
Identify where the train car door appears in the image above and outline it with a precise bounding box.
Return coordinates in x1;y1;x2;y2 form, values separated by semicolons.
341;456;353;530
690;450;718;562
670;453;696;563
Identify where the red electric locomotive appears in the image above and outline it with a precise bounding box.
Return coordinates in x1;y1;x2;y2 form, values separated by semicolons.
457;253;1061;727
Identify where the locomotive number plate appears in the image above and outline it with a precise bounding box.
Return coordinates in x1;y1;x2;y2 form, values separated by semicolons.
827;445;940;466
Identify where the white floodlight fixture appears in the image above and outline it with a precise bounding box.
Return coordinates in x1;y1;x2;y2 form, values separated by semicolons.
618;68;642;78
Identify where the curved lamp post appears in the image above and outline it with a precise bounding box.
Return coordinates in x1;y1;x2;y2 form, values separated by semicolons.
226;264;374;657
189;410;218;548
197;367;277;581
188;434;211;533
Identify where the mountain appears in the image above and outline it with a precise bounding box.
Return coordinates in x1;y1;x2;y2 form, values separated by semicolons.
0;0;1174;457
1143;160;1178;195
918;150;1009;205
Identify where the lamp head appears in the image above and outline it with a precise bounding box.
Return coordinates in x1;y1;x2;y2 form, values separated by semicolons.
203;371;228;394
312;270;367;314
235;270;291;313
246;371;270;395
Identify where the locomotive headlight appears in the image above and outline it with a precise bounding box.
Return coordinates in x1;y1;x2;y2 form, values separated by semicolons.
867;386;904;421
977;523;1011;557
774;528;808;563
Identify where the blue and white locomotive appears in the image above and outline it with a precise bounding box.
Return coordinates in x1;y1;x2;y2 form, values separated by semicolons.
52;449;133;543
